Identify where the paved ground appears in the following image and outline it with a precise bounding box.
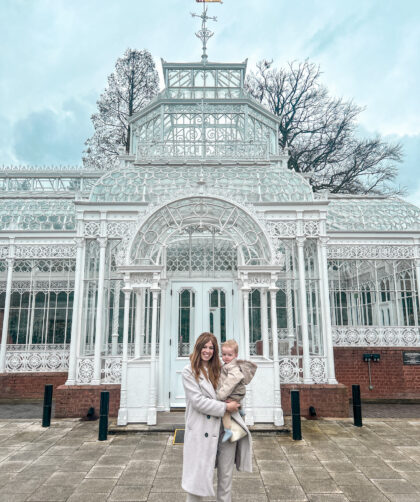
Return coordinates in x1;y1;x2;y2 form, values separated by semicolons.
1;400;420;421
1;418;420;501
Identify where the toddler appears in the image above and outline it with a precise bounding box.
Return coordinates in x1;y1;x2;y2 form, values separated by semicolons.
216;339;257;442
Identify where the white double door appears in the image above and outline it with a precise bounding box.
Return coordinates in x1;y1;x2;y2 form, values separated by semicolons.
169;280;236;407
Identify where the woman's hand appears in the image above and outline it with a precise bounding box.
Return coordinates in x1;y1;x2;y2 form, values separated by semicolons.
226;401;240;413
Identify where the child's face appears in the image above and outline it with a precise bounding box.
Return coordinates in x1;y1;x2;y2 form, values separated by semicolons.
222;347;237;364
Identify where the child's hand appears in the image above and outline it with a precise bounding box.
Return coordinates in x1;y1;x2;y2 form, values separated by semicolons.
226;401;240;413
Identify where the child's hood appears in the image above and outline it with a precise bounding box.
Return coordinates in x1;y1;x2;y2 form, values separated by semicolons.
236;359;257;385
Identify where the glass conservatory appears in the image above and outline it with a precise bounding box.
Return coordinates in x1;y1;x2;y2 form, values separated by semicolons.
1;55;420;425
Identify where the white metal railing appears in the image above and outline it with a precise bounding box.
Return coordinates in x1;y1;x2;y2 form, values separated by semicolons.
137;141;269;161
6;344;69;372
332;326;420;347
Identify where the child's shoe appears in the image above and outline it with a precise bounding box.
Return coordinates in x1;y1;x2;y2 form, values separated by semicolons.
222;429;233;442
239;408;245;417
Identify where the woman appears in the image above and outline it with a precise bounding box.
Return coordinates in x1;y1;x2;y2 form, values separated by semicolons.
182;332;253;502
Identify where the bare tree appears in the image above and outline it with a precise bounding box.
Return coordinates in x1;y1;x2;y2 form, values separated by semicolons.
83;48;159;170
246;60;403;194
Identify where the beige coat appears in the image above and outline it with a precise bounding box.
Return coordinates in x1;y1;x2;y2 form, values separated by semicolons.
217;359;258;402
181;364;253;497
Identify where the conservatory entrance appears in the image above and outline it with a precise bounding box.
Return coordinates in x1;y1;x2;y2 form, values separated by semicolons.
169;280;237;407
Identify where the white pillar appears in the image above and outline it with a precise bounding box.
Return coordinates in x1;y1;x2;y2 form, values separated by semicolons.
158;282;167;409
0;258;14;373
111;280;121;357
241;287;254;425
66;238;85;385
147;288;160;425
286;248;295;348
260;287;269;358
319;237;337;384
297;237;312;383
117;288;131;426
134;289;144;358
270;288;284;425
92;237;107;385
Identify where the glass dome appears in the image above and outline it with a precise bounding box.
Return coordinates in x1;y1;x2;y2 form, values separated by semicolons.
327;198;420;232
89;165;314;204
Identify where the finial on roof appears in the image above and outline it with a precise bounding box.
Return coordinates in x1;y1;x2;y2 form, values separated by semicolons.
191;0;222;63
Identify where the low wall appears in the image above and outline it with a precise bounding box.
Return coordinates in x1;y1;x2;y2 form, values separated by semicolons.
0;372;67;399
281;384;348;418
334;347;420;400
54;384;121;418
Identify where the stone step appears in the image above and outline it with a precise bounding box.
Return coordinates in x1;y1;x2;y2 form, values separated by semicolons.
108;412;290;435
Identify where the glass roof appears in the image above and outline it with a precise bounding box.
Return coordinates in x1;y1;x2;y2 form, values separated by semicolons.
0;200;75;231
327;198;420;232
90;165;314;204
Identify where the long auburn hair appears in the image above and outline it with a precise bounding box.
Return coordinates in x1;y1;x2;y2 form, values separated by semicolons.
190;332;221;389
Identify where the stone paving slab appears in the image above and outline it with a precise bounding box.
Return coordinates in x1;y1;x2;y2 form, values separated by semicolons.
0;418;419;501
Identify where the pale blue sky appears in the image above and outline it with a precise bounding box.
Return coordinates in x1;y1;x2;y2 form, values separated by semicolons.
0;0;419;201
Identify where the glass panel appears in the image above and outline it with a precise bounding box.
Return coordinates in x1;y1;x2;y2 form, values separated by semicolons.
209;289;226;343
178;289;195;357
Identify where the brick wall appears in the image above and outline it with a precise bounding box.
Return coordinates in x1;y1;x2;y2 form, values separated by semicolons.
0;372;67;399
334;347;420;400
281;384;348;418
54;384;121;418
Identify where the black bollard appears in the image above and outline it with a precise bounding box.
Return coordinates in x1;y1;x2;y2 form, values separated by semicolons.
42;384;53;428
98;391;109;441
291;390;302;440
352;384;363;427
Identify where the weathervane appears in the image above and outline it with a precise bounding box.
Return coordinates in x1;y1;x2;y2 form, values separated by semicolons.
191;0;222;63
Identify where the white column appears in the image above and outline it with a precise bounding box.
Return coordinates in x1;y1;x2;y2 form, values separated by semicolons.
270;288;284;425
0;258;14;373
117;288;131;426
147;288;160;425
319;237;337;383
66;238;85;384
92;237;107;385
158;282;167;409
134;289;144;358
260;287;269;358
28;288;36;347
111;280;121;356
286;248;295;347
241;287;254;425
297;237;312;383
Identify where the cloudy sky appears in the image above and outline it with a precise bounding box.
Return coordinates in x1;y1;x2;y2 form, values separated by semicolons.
0;0;419;201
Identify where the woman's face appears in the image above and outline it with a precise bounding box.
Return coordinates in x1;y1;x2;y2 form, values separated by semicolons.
200;340;214;363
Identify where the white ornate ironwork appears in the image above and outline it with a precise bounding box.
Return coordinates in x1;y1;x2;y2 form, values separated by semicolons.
13;244;76;259
102;358;122;383
137;141;269;161
328;244;415;260
303;221;320;237
279;357;302;383
77;358;94;384
167;237;237;274
84;221;100;237
107;221;136;239
333;327;420;347
266;220;297;238
129;197;272;267
309;357;328;383
6;347;69;372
